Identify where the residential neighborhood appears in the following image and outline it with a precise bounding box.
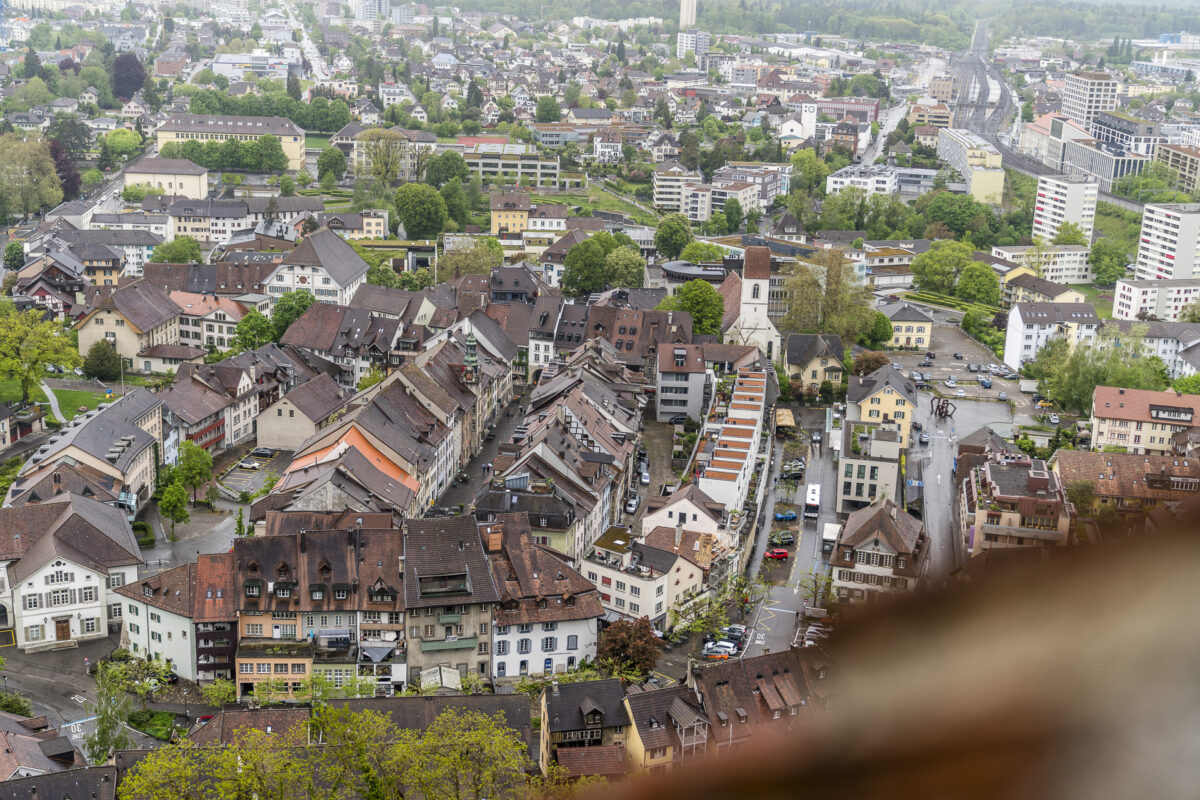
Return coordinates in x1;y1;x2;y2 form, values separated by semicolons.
0;0;1191;794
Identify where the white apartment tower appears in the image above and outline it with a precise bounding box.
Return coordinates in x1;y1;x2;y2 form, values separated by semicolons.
1032;174;1098;244
676;29;711;59
1134;203;1200;281
680;0;697;28
1062;71;1118;129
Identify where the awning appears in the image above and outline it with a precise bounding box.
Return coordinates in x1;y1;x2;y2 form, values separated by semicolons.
361;646;394;663
776;408;796;427
317;628;350;638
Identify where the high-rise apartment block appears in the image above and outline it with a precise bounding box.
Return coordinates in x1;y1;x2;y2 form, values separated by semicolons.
679;0;697;28
1135;203;1200;281
676;29;711;59
1032;174;1098;244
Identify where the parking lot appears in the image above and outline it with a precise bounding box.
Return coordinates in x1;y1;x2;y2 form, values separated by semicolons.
220;449;291;494
885;325;1039;416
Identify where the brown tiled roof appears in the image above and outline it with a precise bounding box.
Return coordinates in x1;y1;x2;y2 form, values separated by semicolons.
1091;386;1200;423
839;498;924;555
188;708;309;746
285;373;348;423
1053;450;1200;502
556;744;630;777
115;563;195;617
743;245;771;280
194;553;235;622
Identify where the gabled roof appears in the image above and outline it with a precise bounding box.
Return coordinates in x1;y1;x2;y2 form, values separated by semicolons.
0;494;140;585
83;281;181;333
847;364;918;407
275;227;369;286
881;302;933;323
544;679;629;733
785;334;844;368
838;498;924;554
403;516;501;608
115;562;195;617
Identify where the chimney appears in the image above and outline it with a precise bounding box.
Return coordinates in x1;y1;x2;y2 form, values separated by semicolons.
299;531;306;552
551;680;559;696
483;523;503;553
674;519;683;550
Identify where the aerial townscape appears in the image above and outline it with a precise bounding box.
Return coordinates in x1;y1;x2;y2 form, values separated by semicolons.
0;0;1194;795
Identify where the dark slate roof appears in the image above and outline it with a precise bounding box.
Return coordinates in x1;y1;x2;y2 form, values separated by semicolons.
544;679;630;733
276;227;369;286
158;113;304;135
15;389;160;479
403;516;501;608
86;281;180;332
0;767;117;800
285;373;348;422
847;363;918;407
838;498;924;554
115;562;195;617
125;156;208;175
0;494;140;585
785;333;844;368
881;302;933;323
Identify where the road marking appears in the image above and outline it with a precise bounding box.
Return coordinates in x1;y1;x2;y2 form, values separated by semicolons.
650;671;677;688
0;630;14;647
65;715;96;726
71;695;87;704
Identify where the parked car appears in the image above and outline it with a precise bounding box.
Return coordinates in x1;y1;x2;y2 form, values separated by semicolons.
918;359;933;367
771;533;796;545
811;431;822;443
774;510;798;521
919;432;930;445
953;352;963;360
926;352;936;359
1004;372;1020;380
998;392;1008;401
1036;400;1054;409
72;367;84;377
764;549;789;560
640;471;650;485
944;378;957;388
624;496;640;514
911;421;923;431
968;363;979;372
956;389;966;398
668;414;688;425
237;460;260;470
250;448;274;458
703;648;734;660
1049;413;1060;424
980;378;992;389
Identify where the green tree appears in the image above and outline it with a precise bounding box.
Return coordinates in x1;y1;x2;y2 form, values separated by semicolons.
560;237;609;295
233;309;273;351
596;617;659;679
1089;238;1128;287
605;245;645;288
279;175;295;197
653;213;693;260
424;150;469;188
853;350;891;375
0;302;80;403
271;290;315;341
105;128;142;159
867;310;894;347
357;365;386;391
152;236;202;263
679;241;725;263
790;148;831;195
83;339;122;380
158;481;189;538
317;146;347;181
176;440;213;504
84;663;133;765
956;261;1002;306
296;169;313;188
1051;221;1088;246
0;136;64;218
233;506;246;537
657;279;725;336
287;73;302;101
723;198;743;232
535;95;561;122
440;239;503;278
1066;480;1096;516
82;168;105;188
779;250;873;345
1173;373;1200;394
3;242;23;272
911;239;975;295
394;183;448;239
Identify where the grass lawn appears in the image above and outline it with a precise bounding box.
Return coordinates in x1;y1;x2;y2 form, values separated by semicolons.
127;710;176;740
1070;284;1115;319
305;134;331;151
531;185;658;226
0;378;107;421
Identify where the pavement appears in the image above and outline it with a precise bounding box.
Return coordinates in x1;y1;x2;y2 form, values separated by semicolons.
38;382;65;424
436;392;528;511
140;503;237;569
220;449;291;496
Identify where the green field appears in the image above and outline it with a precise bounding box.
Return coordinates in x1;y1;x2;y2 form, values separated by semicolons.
531;186;658;226
0;378;107;421
305;134;331;151
1070;283;1115;319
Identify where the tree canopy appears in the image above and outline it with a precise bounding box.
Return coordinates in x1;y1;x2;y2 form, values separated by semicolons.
394;183;448;240
653;213;693;261
911;239;976;296
272;290;315;341
152;237;202;264
658;279;725;337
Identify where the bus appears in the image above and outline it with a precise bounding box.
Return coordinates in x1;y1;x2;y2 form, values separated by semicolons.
803;484;821;521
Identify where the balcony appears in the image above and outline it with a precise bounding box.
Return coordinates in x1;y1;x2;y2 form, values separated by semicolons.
980;523;1066;543
438;613;462;624
420;636;478;652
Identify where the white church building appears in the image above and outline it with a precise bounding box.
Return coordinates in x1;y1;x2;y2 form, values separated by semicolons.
718;245;782;362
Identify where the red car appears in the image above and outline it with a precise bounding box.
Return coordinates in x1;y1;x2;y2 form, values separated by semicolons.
764;549;789;560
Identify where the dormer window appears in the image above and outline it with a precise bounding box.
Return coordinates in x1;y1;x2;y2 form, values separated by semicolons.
143;585;153;598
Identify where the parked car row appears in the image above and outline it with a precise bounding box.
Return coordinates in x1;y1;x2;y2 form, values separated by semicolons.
800;621;832;648
703;625;750;659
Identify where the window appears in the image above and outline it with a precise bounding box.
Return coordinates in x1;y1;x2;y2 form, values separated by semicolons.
479;642;489;654
542;622;557;632
151;632;162;642
542;636;557;652
239;663;253;674
292;663;306;674
479;622;489;635
128;623;140;634
497;640;510;656
81;587;96;603
518;623;532;633
51;589;70;606
257;663;271;673
84;618;97;634
334;589;348;600
246;624;263;636
23;595;39;610
25;625;42;642
518;639;532;654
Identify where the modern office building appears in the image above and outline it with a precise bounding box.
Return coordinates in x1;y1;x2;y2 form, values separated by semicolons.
1155;143;1200;194
1062;71;1119;129
1061;138;1148;192
1134;203;1200;281
936;128;1005;203
1032;174;1098;244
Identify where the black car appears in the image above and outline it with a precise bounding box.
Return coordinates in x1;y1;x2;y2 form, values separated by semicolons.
918;360;933;368
668;414;688;425
953;352;964;360
925;352;936;359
